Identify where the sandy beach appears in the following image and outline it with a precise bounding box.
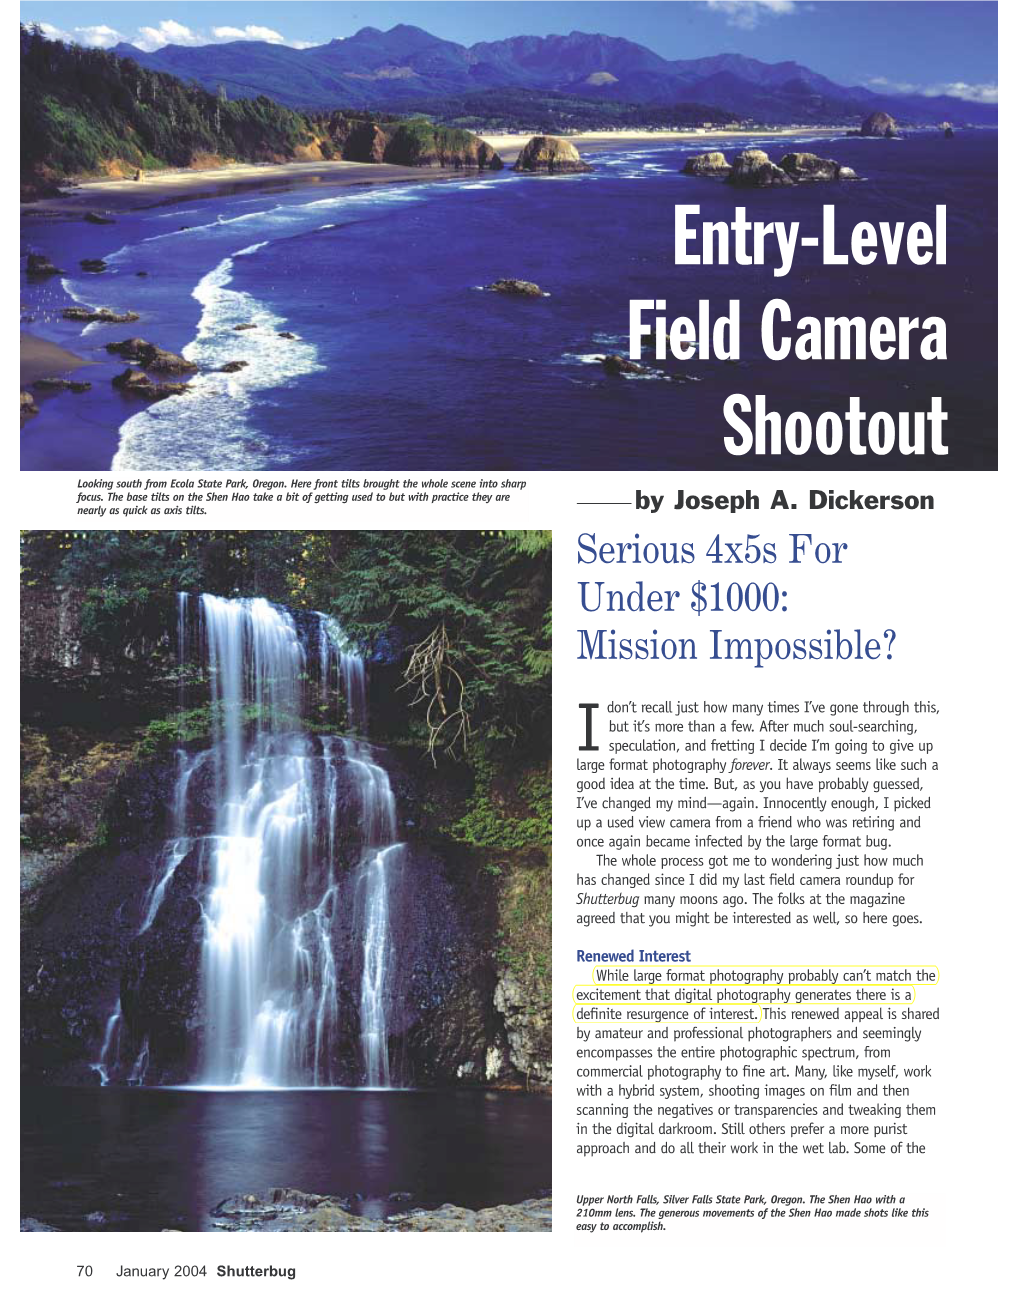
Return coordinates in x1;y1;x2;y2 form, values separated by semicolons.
21;333;91;387
22;158;471;217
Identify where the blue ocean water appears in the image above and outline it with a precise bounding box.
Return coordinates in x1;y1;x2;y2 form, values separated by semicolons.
20;131;996;471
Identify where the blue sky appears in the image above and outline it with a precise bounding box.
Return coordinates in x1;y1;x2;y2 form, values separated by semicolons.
22;2;998;101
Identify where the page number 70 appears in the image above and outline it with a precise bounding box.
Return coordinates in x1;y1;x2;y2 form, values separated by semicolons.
76;1267;93;1278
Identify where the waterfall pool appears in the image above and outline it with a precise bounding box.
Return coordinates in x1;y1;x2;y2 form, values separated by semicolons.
21;1085;552;1231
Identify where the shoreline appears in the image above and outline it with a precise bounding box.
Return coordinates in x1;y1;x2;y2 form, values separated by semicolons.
21;333;91;387
21;159;477;218
21;127;848;216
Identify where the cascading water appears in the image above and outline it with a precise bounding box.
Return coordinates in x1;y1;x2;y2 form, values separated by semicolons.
343;738;403;1088
95;592;406;1089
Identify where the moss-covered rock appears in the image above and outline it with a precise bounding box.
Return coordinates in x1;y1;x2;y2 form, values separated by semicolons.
382;121;502;169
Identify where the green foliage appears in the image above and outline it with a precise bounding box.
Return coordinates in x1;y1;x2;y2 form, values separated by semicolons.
451;764;551;851
21;528;551;765
20;27;497;189
417;87;736;134
495;858;552;1007
137;702;329;756
382;117;490;164
137;705;214;755
318;531;551;761
20;531;313;663
21;26;321;185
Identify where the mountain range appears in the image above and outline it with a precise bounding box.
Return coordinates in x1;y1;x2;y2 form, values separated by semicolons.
107;23;996;124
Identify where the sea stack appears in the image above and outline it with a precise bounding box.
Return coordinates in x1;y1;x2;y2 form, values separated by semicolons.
780;152;857;181
485;279;544;297
683;151;731;177
512;136;592;174
726;149;794;187
861;110;898;137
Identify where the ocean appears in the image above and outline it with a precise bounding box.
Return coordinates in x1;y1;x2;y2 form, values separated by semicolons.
20;131;997;471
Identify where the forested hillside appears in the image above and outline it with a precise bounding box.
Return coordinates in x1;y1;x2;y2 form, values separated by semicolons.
20;26;501;196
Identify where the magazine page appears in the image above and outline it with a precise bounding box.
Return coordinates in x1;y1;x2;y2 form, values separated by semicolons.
15;0;1010;1300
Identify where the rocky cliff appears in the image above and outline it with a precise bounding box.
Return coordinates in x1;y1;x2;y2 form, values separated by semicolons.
308;112;502;169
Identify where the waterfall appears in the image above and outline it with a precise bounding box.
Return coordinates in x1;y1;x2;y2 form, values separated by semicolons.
342;738;403;1088
196;595;359;1088
94;592;407;1089
90;1001;122;1086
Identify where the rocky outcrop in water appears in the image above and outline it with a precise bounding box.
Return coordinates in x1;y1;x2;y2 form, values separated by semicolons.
600;354;646;375
860;110;897;137
683;151;731;177
726;149;794;187
485;279;543;297
512;136;592;174
83;211;115;224
112;368;191;401
219;361;248;373
105;339;197;374
63;306;139;324
21;390;38;416
26;253;64;277
779;152;857;181
686;149;855;186
79;258;107;273
209;1188;551;1232
33;377;91;392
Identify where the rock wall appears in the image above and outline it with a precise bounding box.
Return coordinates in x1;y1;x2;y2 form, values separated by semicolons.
20;586;92;676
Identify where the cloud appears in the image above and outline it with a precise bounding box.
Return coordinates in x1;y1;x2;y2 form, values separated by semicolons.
135;20;204;51
73;24;123;48
36;21;124;48
36;22;71;41
211;25;287;45
867;75;998;104
704;1;800;29
32;17;315;53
